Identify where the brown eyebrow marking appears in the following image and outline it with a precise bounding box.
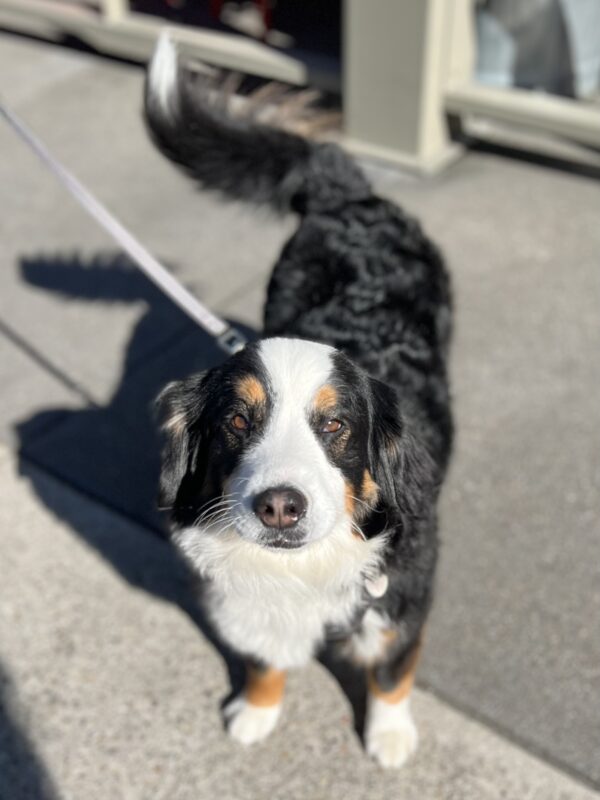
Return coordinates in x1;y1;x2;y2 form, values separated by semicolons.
236;375;266;406
313;384;338;412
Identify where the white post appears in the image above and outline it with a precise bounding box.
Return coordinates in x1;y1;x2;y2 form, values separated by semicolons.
101;0;129;24
343;0;475;173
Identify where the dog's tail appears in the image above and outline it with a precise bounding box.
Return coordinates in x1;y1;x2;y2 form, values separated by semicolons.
144;33;371;214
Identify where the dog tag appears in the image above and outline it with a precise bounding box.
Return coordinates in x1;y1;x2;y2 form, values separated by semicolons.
365;573;388;598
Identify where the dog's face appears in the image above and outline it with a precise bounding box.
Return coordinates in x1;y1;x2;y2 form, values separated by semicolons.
158;338;427;549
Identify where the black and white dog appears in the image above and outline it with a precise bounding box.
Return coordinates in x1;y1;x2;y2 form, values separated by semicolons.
145;34;453;768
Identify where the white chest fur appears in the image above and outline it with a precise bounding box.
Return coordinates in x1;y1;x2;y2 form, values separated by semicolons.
174;525;386;669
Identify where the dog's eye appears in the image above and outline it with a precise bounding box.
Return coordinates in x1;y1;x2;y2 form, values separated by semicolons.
230;414;250;432
321;418;343;434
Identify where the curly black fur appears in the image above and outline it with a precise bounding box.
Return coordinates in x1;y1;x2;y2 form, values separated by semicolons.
146;53;453;680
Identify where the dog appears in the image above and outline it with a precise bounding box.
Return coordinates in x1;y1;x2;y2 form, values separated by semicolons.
144;33;453;768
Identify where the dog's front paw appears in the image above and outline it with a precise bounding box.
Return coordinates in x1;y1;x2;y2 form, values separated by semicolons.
224;696;282;745
365;696;418;768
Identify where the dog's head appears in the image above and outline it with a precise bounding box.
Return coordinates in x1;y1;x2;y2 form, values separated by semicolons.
157;337;433;549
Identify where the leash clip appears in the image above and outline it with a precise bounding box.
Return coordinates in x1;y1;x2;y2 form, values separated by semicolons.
217;327;247;355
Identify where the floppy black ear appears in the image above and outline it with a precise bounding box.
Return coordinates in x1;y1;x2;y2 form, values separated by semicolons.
155;372;209;510
368;378;436;522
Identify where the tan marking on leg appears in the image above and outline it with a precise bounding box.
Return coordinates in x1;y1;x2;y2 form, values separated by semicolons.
236;375;266;407
368;642;421;705
362;470;379;505
245;666;286;708
313;384;338;412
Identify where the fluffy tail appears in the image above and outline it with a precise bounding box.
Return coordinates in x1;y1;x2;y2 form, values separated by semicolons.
144;33;371;214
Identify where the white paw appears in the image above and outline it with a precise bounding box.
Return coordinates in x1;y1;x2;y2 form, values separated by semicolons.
224;696;282;745
365;696;418;769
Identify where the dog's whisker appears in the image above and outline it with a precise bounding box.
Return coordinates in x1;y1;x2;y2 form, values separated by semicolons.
193;494;239;523
198;509;234;527
200;502;234;517
194;494;247;528
211;517;238;537
350;520;367;541
201;511;231;522
349;494;378;513
232;476;252;488
203;509;233;526
201;500;234;516
196;495;235;515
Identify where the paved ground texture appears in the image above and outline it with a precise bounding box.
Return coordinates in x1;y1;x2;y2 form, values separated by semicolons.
1;31;599;800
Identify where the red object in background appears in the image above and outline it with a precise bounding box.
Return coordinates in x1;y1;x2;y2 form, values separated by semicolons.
209;0;223;19
256;0;272;33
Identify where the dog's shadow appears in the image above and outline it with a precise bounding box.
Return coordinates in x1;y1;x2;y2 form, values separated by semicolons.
15;252;367;741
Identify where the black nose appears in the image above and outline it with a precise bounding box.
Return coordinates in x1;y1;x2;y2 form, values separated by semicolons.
252;486;307;529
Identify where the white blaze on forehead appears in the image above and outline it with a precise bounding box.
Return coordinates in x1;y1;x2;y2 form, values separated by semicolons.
229;337;344;540
224;337;347;548
258;337;335;412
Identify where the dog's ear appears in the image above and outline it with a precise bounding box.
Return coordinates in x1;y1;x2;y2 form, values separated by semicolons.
368;378;436;522
155;372;210;510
